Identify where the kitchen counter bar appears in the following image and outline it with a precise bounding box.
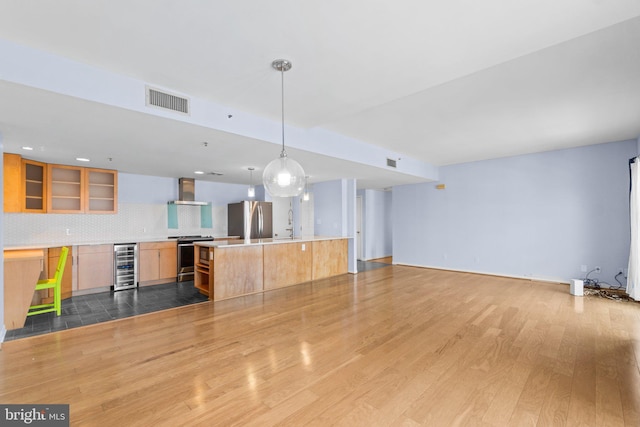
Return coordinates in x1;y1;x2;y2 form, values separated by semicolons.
195;236;349;301
4;249;45;329
195;235;346;248
3;236;237;251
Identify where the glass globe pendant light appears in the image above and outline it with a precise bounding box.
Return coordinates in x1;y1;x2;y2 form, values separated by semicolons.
247;167;255;198
263;59;306;197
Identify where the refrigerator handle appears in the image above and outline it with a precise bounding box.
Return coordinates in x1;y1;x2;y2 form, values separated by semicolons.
258;205;263;237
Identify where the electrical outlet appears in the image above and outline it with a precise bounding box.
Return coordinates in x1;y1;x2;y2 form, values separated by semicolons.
595;266;601;273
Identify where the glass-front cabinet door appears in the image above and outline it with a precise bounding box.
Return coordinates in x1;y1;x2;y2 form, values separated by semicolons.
23;159;47;213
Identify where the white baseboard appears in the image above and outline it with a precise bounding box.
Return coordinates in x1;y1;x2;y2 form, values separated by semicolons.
392;262;569;285
0;325;6;345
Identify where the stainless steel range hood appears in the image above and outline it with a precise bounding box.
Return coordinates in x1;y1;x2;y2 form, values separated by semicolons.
168;177;208;205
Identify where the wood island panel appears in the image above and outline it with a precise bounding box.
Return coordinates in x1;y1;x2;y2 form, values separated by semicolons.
213;245;263;300
4;249;44;330
263;241;313;290
312;239;348;280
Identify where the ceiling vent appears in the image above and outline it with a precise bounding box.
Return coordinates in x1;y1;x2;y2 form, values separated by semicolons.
146;86;190;114
386;158;397;168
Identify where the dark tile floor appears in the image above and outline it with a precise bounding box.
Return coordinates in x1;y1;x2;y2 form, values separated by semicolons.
357;259;392;272
4;281;208;341
5;262;390;342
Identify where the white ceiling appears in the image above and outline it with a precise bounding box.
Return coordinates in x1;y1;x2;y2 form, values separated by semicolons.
0;1;639;189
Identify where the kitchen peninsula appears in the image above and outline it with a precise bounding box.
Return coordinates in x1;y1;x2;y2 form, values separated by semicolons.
194;237;348;301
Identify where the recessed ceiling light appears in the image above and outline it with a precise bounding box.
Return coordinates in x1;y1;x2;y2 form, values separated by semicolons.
194;171;204;175
76;157;90;162
21;146;33;151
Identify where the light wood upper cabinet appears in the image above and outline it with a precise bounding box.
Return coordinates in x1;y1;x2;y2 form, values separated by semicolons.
86;168;117;213
4;155;117;214
23;159;47;213
46;164;118;214
3;153;22;213
47;164;84;213
3;153;47;213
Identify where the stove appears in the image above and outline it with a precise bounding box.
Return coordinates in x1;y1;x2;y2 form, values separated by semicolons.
170;235;214;243
170;236;214;281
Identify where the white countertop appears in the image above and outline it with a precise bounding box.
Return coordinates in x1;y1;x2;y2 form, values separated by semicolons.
3;236;239;251
194;236;349;248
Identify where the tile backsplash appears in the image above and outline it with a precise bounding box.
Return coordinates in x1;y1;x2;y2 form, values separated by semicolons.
3;203;228;246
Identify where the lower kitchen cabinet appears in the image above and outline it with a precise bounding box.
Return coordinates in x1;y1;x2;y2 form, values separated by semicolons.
138;241;177;285
77;244;113;290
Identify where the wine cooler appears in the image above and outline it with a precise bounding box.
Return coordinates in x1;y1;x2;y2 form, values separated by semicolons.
113;243;138;291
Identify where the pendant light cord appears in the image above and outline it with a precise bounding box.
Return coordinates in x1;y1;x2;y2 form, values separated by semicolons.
280;68;286;157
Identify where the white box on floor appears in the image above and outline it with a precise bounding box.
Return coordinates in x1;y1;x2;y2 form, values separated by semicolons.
570;279;584;296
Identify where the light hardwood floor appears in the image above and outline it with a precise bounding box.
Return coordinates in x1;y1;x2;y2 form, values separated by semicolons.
1;265;639;426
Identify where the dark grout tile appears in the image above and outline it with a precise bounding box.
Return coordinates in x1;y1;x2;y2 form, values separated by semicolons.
31;323;52;333
28;314;53;326
5;281;208;342
65;320;84;329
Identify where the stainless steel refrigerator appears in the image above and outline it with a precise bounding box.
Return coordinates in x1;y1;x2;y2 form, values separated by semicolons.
228;201;273;239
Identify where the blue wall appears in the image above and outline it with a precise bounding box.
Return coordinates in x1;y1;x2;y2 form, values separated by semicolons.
393;139;636;283
314;180;346;236
118;173;250;205
359;189;393;260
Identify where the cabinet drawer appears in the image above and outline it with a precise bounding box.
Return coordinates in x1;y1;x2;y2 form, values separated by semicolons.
139;241;176;251
78;244;112;255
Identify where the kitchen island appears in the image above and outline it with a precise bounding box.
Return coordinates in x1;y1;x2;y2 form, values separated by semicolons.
194;237;348;301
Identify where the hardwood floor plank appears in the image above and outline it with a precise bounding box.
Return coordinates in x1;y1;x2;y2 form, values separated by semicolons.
1;266;638;426
541;371;573;425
